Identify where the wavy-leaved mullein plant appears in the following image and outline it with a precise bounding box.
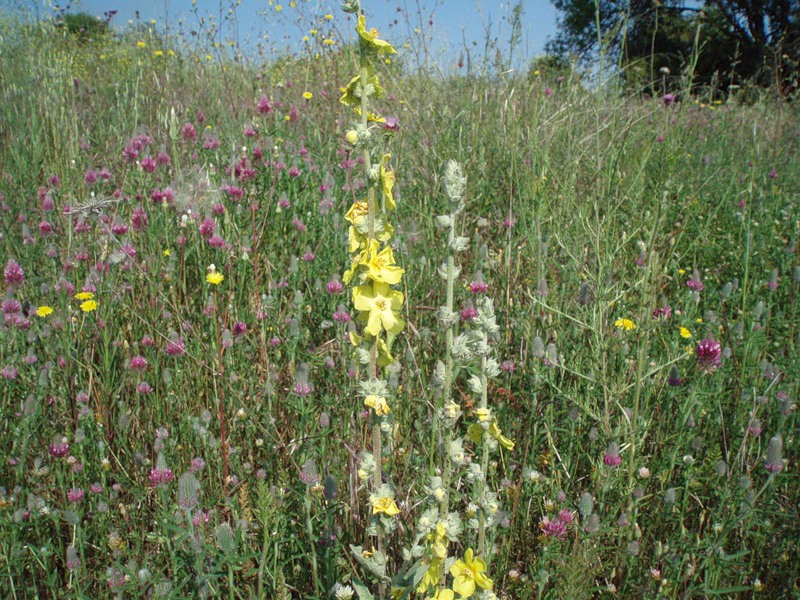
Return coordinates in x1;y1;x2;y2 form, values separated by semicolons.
406;161;511;600
339;0;406;595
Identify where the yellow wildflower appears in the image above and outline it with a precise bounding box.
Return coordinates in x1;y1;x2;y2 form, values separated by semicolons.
352;282;404;337
324;13;333;20
163;249;171;257
417;557;443;593
475;407;491;422
614;318;636;331
206;272;224;285
450;548;493;598
353;106;387;123
365;241;404;284
444;401;461;419
370;496;400;516
36;306;54;317
80;300;98;313
380;154;396;210
679;326;692;339
356;14;397;55
364;395;391;416
74;292;95;301
137;41;146;48
467;422;515;450
302;91;313;100
323;38;335;46
339;69;384;109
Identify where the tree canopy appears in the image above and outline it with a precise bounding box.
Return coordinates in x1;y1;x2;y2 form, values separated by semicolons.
547;0;800;96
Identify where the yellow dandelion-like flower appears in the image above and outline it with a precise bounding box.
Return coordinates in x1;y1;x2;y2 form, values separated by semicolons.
695;317;703;323
137;41;146;48
275;4;282;10
206;272;224;285
323;38;335;46
614;318;637;331
154;50;164;57
36;306;54;318
679;326;692;339
163;249;171;257
324;13;333;20
74;292;95;301
80;300;98;313
302;91;313;100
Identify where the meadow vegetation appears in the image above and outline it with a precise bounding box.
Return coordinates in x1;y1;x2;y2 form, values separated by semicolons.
0;2;798;598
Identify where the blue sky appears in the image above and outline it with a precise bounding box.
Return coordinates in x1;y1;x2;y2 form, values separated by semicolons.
13;1;558;66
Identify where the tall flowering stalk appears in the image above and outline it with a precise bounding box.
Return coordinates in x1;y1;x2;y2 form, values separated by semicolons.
340;0;404;593
407;161;511;600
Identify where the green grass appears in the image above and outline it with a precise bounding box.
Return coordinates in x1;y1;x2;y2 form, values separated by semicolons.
0;7;798;599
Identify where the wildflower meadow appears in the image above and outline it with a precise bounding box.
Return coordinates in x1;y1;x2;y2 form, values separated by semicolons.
0;1;798;598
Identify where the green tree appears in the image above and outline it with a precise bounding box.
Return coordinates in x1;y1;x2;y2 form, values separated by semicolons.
547;0;800;95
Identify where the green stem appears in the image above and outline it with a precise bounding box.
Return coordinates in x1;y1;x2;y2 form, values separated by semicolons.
437;214;457;589
477;350;490;558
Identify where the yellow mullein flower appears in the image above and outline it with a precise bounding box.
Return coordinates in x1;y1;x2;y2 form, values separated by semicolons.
380;154;396;210
475;407;491;422
679;326;692;339
450;548;493;598
467;422;514;450
345;200;370;226
417;557;443;593
343;242;370;283
340;69;384;109
365;241;404;284
614;318;636;331
430;590;454;600
74;292;95;301
352;106;387;123
444;401;461;419
356;14;397;54
352;282;404;337
80;300;98;313
429;521;448;558
375;337;395;367
370;496;400;516
206;272;224;285
36;306;54;317
364;395;391;416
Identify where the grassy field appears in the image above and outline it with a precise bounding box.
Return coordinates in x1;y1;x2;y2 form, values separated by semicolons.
0;3;798;598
